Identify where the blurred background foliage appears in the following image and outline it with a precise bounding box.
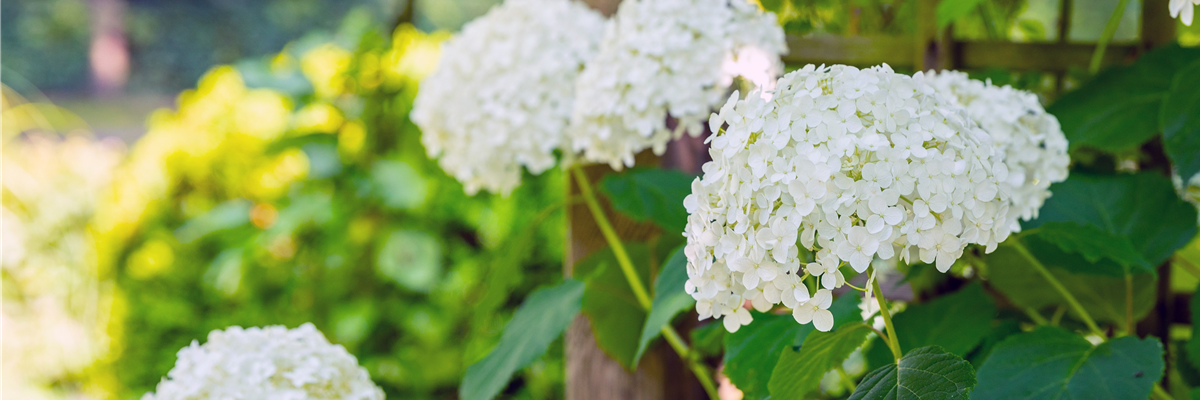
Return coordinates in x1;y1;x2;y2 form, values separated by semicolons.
3;0;1200;399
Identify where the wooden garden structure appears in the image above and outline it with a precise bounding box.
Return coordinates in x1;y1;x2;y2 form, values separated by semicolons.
565;0;1180;398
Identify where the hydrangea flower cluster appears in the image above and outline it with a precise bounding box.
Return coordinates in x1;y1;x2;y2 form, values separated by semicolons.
568;0;786;169
1170;0;1200;26
683;65;1013;333
1174;172;1200;224
928;71;1069;225
142;323;384;400
412;0;605;195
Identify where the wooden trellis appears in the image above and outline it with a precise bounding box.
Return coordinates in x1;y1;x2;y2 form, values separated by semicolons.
566;1;1179;399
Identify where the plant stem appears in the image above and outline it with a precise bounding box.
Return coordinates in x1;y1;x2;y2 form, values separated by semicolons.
1089;0;1131;73
571;166;719;400
571;166;651;308
1024;307;1050;326
1152;383;1174;400
1176;256;1200;279
836;366;857;393
1010;240;1106;339
662;326;720;398
871;272;903;361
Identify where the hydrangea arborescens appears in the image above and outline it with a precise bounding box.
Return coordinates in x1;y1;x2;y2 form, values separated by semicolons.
928;71;1069;226
142;323;384;400
568;0;786;169
683;65;1013;333
411;0;604;195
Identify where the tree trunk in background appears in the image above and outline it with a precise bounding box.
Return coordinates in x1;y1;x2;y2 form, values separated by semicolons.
565;150;708;400
89;0;130;97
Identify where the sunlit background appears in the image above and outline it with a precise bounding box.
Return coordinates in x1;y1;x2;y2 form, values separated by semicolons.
4;0;1200;399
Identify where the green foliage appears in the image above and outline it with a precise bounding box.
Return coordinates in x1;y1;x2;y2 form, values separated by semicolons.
98;23;568;399
1025;172;1198;270
574;244;652;369
867;283;997;367
973;327;1164;400
1188;283;1200;371
599;168;694;233
722;294;859;399
850;346;976;400
988;241;1157;326
1030;222;1152;276
1048;45;1200;153
1161;60;1200;181
936;0;987;30
634;246;694;365
460;279;584;400
769;323;872;398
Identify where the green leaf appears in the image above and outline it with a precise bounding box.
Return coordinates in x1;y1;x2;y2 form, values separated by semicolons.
850;346;976;400
460;279;585;400
633;246;695;365
973;326;1165;400
723;313;796;400
968;319;1022;368
1161;60;1200;182
599;168;694;233
769;323;872;398
722;293;860;399
574;244;651;370
936;0;986;30
371;160;427;210
376;229;443;293
174;200;251;244
987;240;1156;326
1031;222;1153;276
1048;45;1200;153
865;283;996;369
1026;172;1198;268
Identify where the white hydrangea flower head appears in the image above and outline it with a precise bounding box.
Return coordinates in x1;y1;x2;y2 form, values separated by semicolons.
142;323;384;400
412;0;605;195
1174;172;1200;224
1170;0;1200;25
569;0;786;169
684;64;1013;333
928;70;1069;226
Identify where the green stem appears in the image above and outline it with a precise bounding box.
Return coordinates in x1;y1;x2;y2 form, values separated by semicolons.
1152;383;1174;400
1089;0;1131;73
662;327;720;398
1010;240;1106;339
871;272;903;361
571;166;719;400
571;166;651;308
836;366;857;393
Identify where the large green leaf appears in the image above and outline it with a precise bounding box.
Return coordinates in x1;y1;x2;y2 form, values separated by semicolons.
973;326;1164;400
722;294;860;399
599;168;694;233
987;241;1156;326
769;323;872;398
376;229;443;293
633;246;694;365
936;0;987;29
1030;222;1152;276
1026;172;1198;268
460;279;585;400
1161;60;1200;182
866;283;997;368
850;346;976;400
1048;45;1200;153
574;244;651;370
